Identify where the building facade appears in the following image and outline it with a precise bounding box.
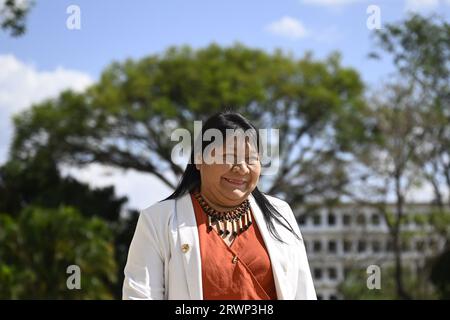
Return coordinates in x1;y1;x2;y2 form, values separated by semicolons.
296;203;445;299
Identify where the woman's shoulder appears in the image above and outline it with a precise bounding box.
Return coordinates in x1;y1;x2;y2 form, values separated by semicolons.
141;198;175;214
139;198;177;226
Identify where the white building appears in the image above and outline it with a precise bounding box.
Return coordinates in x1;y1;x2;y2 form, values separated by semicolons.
296;203;445;300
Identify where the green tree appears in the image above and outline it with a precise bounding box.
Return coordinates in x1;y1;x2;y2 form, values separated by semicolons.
0;150;127;221
0;206;117;299
338;265;438;300
0;152;136;299
371;14;450;209
367;13;450;299
427;209;450;299
430;249;450;299
11;44;368;208
347;83;425;300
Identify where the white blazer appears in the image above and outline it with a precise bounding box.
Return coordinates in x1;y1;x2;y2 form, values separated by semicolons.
122;192;317;300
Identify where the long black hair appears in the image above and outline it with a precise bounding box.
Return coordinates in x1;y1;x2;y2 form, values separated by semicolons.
163;111;300;244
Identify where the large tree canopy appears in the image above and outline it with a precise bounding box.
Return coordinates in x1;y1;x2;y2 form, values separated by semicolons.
12;43;367;206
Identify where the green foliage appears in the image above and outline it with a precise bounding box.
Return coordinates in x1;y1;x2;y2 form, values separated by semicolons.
0;152;127;221
372;14;449;90
0;206;117;299
371;15;450;211
410;209;450;240
338;265;439;300
0;154;134;299
0;0;34;37
430;249;450;299
351;14;450;299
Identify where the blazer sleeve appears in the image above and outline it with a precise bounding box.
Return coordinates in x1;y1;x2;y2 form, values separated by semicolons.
295;237;317;300
122;211;165;300
280;201;317;300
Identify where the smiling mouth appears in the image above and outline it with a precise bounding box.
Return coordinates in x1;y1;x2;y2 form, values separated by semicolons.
223;177;247;186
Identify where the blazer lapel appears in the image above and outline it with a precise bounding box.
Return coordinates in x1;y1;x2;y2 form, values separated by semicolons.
249;194;289;300
174;192;290;300
175;193;203;300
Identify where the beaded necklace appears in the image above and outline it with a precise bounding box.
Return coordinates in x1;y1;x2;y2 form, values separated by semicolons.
192;190;252;236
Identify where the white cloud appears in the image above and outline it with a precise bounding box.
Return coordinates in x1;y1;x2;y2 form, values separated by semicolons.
0;54;93;165
0;54;92;114
301;0;363;6
404;0;440;12
0;54;173;210
266;16;309;40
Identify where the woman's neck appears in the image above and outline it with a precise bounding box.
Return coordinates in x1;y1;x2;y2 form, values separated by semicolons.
199;188;241;213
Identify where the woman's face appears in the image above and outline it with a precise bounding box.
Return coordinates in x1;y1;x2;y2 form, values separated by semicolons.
196;136;261;207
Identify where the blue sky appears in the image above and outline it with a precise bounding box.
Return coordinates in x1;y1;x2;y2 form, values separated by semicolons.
0;0;449;209
2;0;448;83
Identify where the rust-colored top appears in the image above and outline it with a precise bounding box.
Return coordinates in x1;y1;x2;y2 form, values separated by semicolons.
190;193;278;300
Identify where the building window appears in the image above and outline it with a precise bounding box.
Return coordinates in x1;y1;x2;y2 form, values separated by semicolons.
313;241;322;253
328;267;337;280
343;240;352;253
297;214;306;225
372;241;381;253
357;240;366;252
356;214;366;225
313;214;322;226
371;214;381;225
328;213;336;226
304;241;309;252
328;240;337;253
343;214;351;226
314;268;322;279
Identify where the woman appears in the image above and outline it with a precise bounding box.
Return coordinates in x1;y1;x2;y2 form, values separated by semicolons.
123;111;316;300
